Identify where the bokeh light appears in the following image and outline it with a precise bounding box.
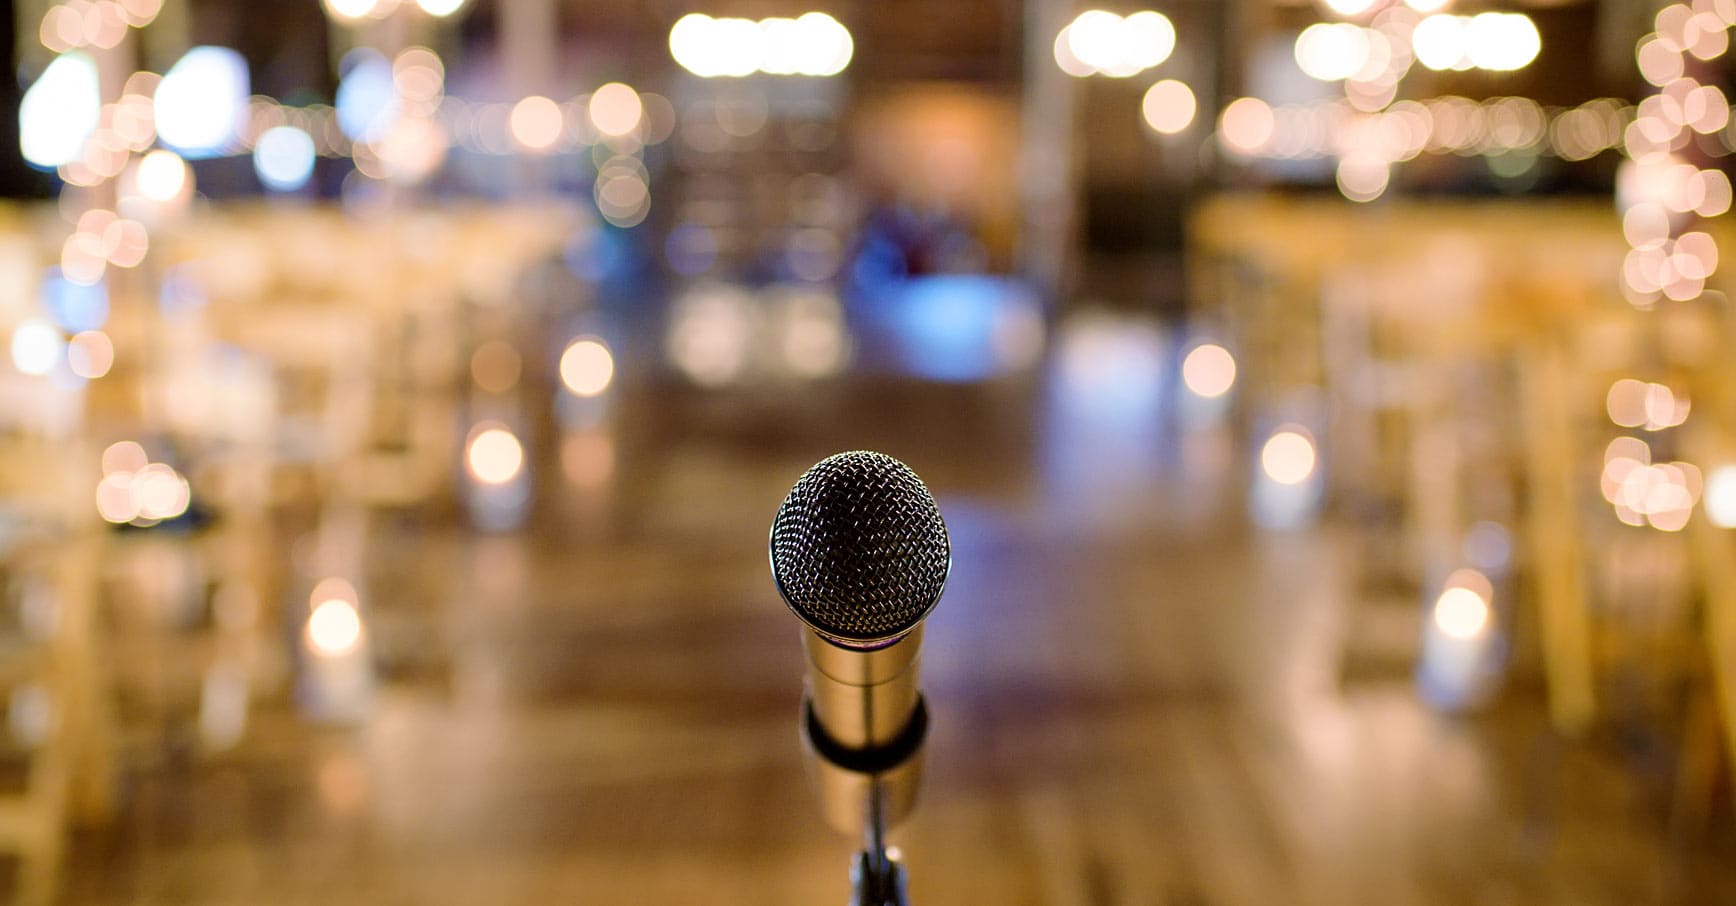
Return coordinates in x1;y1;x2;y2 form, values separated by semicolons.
10;320;63;376
67;330;114;379
1295;23;1372;82
1261;428;1317;486
307;599;363;656
588;84;643;138
1141;80;1196;135
1413;12;1540;71
510;96;563;152
253;125;316;191
336;49;398;142
559;338;615;397
155;46;249;157
1057;9;1175;77
323;0;378;19
1705;466;1736;528
1326;0;1377;15
1433;584;1490;640
1219;97;1275;156
1181;343;1236;398
135;149;190;203
671;12;853;77
466;424;525;485
19;52;101;169
101;441;148;476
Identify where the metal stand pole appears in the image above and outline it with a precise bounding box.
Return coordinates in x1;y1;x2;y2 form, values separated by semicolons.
848;787;909;906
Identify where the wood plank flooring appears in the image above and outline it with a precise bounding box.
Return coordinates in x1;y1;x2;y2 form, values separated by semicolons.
54;377;1736;905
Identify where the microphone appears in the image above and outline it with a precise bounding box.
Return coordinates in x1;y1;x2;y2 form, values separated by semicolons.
770;450;949;894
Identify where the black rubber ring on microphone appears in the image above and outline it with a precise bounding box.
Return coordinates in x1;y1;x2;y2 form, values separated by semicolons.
802;697;929;776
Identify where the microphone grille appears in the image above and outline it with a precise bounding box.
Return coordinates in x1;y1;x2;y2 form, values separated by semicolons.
770;451;950;644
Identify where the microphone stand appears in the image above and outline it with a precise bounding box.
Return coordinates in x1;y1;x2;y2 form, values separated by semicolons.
849;785;909;906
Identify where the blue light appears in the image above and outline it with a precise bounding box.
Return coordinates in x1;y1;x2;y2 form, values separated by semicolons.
253;125;316;192
336;49;399;142
863;275;1042;382
665;223;717;276
563;227;625;283
40;268;108;332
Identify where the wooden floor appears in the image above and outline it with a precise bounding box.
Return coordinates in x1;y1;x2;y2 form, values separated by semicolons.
55;376;1736;905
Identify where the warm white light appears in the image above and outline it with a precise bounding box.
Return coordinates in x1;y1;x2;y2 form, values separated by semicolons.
1181;343;1235;398
1403;0;1450;12
1637;37;1685;87
1433;585;1490;640
416;0;465;16
1337;153;1390;202
1697;169;1733;217
1412;14;1466;70
10;320;62;376
589;83;642;138
1642;382;1690;430
253;125;316;191
132;462;189;520
19;52;101;169
466;424;524;485
667;286;753;386
154;46;249;158
559;337;615;397
509;96;563;151
67;330;114;378
323;0;378;20
793;12;853;76
1295;23;1372;82
1261;428;1317;485
95;472;138;523
1412;12;1538;72
670;12;850;77
1324;0;1377;15
135;149;189;202
370;115;448;185
120;0;165;25
1060;9;1174;77
1120;11;1177;71
1465;12;1540;71
1053;25;1095;76
669;14;722;76
1674;230;1718;279
757;17;803;76
595;170;650;227
714;17;768;77
1067;10;1126;74
1219;97;1275;155
1705;465;1736;527
1607;378;1648;427
1141;79;1196;135
102;441;148;475
307;599;363;656
104;219;148;268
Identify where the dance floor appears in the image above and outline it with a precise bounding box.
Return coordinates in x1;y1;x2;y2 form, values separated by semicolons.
46;364;1736;906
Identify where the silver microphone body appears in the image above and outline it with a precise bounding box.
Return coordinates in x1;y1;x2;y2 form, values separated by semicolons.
805;627;923;750
800;628;929;838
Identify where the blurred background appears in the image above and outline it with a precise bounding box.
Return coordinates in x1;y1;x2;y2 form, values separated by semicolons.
1;0;1735;902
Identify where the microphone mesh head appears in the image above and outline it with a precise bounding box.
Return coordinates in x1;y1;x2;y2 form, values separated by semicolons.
771;451;950;644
